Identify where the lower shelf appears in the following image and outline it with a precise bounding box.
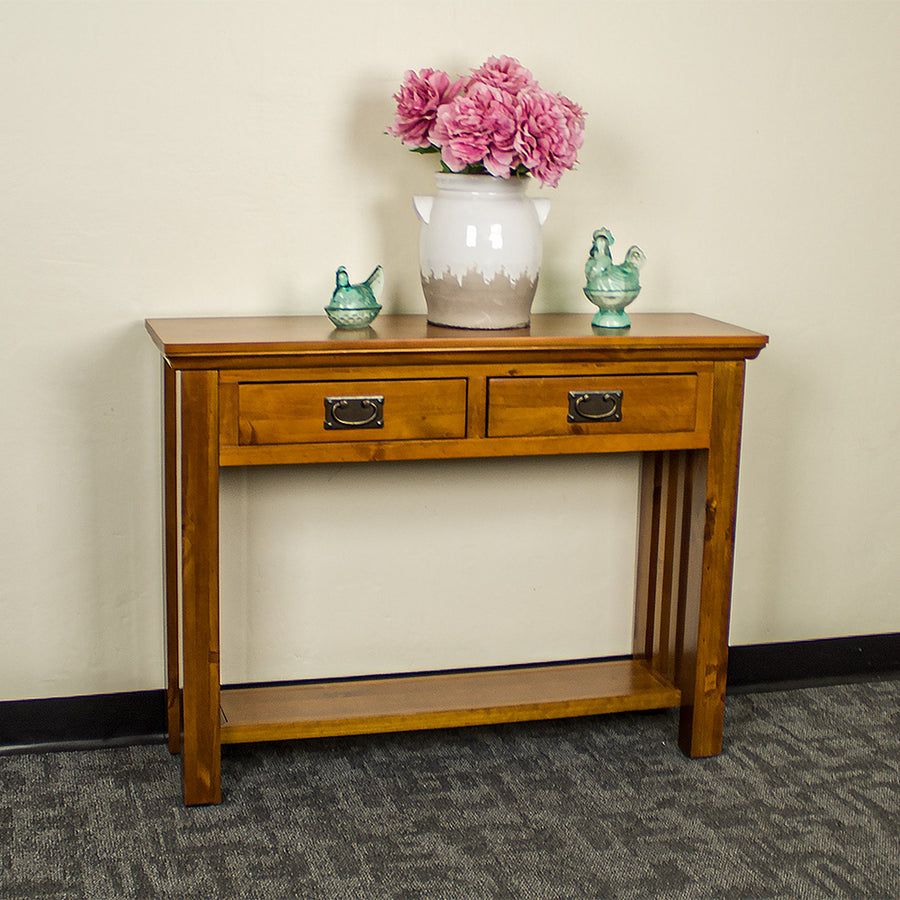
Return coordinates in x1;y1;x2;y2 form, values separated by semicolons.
219;659;681;745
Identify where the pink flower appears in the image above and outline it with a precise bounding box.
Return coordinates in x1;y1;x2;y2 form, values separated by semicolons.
388;68;465;149
557;94;587;152
468;55;536;96
432;82;519;177
514;88;585;187
389;57;585;187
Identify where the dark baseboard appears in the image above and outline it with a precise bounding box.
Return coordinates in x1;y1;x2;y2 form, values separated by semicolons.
0;689;166;755
726;631;900;693
2;633;898;753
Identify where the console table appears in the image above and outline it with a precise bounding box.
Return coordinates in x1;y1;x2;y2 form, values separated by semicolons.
145;313;767;806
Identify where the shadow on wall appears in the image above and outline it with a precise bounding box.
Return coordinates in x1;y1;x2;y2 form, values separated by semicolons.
340;76;428;315
76;320;165;690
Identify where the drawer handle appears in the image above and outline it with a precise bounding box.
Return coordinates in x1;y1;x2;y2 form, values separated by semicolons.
567;390;623;423
324;395;385;429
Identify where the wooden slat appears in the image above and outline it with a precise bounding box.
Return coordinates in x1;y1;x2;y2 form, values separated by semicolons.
634;452;663;662
673;450;699;693
219;660;681;744
634;450;701;690
654;451;681;680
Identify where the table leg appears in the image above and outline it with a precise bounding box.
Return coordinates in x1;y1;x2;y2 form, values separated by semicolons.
677;360;747;757
179;369;222;805
162;361;181;754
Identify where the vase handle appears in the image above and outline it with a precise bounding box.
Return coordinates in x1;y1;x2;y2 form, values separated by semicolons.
413;196;433;225
532;198;551;227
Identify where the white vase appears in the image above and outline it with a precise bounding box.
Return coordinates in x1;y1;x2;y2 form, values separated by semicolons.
413;173;551;329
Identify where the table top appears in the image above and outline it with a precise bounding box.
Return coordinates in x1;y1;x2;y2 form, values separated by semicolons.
146;313;768;366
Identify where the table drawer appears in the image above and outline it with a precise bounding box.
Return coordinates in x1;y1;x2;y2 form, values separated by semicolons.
235;379;467;445
487;374;699;437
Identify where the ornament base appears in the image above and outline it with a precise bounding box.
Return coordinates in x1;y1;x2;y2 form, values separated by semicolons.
591;309;632;329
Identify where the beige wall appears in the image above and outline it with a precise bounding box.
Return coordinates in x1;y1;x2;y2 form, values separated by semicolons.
2;1;898;700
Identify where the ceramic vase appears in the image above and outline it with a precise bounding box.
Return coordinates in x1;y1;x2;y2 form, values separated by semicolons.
413;173;550;329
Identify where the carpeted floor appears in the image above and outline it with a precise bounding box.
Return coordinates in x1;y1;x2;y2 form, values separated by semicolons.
1;679;898;899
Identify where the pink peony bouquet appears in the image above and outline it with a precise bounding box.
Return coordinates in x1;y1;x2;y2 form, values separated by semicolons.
389;56;585;188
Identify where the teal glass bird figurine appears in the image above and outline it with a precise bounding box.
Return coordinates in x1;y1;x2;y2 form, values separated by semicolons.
325;265;384;329
583;229;646;328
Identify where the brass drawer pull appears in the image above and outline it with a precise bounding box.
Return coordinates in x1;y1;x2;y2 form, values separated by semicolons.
324;395;385;429
567;390;623;423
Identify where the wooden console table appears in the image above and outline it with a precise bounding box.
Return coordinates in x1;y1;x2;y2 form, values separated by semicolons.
145;313;767;806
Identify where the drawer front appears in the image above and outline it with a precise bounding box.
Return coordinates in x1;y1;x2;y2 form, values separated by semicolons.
236;379;467;445
487;374;699;437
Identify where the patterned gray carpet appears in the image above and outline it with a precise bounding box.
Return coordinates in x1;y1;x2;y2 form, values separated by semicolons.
1;679;898;899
